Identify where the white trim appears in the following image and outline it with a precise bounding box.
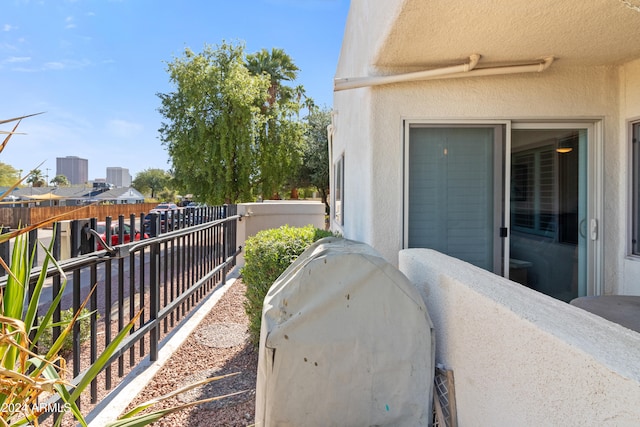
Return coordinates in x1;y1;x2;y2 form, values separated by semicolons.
331;152;345;230
627;117;640;260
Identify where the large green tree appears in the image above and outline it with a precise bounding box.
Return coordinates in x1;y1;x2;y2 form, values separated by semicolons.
299;106;331;211
159;42;269;204
0;162;20;186
246;48;306;199
158;42;307;204
132;168;172;199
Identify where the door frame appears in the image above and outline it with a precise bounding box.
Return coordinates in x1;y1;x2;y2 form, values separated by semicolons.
403;119;603;296
511;120;603;296
402;119;511;276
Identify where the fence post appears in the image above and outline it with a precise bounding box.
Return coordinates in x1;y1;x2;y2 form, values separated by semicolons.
28;228;38;266
0;228;10;277
222;206;228;284
149;241;160;361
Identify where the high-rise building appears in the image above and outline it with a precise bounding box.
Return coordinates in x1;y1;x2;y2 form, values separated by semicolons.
56;156;88;185
106;167;132;188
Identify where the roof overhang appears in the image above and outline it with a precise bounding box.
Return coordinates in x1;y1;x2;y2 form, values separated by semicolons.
372;0;640;71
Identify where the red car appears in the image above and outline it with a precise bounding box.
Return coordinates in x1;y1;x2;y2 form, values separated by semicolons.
95;222;147;250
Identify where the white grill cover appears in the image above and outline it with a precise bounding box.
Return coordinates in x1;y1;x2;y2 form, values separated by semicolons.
255;238;434;426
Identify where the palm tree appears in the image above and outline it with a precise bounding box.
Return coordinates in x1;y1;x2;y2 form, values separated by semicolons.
26;168;45;187
245;48;299;107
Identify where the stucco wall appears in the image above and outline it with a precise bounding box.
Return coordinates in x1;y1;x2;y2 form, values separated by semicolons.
620;58;640;295
331;88;375;243
334;1;403;80
332;64;634;293
236;201;326;266
399;249;640;425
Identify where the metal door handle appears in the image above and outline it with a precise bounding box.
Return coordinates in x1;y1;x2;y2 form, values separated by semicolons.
590;219;598;240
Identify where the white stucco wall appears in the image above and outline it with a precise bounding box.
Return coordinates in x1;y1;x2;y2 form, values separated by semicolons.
331;89;374;243
334;1;403;80
399;249;640;426
236;201;326;266
619;58;640;295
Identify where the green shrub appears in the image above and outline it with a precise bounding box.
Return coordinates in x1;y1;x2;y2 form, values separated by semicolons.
38;308;94;356
242;225;335;346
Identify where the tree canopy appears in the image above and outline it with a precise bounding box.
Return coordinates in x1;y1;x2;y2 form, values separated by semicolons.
26;168;45;187
299;106;331;210
50;174;70;187
158;42;308;204
132;168;173;199
0;162;20;187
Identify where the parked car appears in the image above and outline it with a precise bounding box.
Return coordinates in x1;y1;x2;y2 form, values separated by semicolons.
144;203;182;233
95;222;147;250
183;202;210;223
143;211;175;236
153;203;178;211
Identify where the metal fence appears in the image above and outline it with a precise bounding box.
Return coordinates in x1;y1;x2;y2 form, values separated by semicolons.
0;204;240;418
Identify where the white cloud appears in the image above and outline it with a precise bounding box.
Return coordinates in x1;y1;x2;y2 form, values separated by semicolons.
5;56;31;63
0;42;16;51
42;58;92;70
3;24;17;32
65;16;76;29
43;61;65;70
107;119;144;139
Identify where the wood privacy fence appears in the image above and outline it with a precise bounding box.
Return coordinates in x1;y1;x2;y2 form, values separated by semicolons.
0;203;160;229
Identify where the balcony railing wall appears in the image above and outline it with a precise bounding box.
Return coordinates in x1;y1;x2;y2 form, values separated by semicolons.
399;248;640;426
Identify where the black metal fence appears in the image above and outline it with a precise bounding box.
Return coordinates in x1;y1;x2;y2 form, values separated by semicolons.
0;204;240;418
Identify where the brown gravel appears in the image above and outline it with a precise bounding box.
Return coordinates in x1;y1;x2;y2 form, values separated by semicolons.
124;278;258;426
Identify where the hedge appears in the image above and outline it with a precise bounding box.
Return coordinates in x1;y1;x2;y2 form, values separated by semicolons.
241;225;335;346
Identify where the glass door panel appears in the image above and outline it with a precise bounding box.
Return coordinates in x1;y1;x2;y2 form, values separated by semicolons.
510;128;588;301
407;126;504;273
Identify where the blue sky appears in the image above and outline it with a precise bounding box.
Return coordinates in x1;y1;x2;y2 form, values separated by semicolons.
1;0;350;182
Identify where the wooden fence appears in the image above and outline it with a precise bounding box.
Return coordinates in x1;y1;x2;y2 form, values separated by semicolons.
0;203;160;229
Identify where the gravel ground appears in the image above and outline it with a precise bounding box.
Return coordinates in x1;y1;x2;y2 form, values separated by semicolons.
36;272;254;427
124;278;258;426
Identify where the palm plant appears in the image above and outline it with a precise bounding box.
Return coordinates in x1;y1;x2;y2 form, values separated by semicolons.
245;47;299;107
26;169;45;187
0;114;140;426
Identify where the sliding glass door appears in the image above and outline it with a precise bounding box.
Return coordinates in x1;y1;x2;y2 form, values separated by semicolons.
405;121;597;301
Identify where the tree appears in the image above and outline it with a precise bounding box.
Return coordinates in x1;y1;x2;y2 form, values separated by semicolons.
159;42;269;204
132;168;172;199
245;48;307;199
157;188;177;204
0;162;20;186
50;174;70;187
299;106;331;211
158;42;307;204
26;168;45;187
245;47;299;108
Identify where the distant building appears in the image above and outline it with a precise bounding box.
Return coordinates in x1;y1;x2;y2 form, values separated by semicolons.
56;156;88;185
106;167;132;188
